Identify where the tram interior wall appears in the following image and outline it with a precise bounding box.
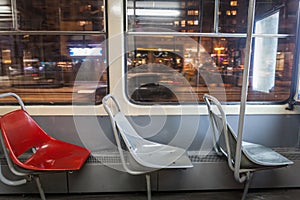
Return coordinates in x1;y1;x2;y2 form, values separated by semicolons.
0;114;299;194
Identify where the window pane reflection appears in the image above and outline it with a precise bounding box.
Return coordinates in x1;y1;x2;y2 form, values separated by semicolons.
255;0;297;34
126;0;298;103
0;0;14;30
0;35;107;104
126;36;294;103
127;0;214;32
17;0;104;31
128;0;297;34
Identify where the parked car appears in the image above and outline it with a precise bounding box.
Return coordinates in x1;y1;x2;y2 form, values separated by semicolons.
127;64;186;103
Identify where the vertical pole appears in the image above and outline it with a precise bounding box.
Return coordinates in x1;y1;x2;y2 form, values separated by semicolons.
10;0;17;30
234;0;256;183
145;174;151;200
214;0;220;33
241;173;254;200
287;2;300;110
34;176;46;200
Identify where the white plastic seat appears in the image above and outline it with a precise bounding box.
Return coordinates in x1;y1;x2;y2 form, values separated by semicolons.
203;94;293;200
103;94;193;200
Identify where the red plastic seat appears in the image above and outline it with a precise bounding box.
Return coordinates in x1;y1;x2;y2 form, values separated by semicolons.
0;109;91;171
0;92;91;200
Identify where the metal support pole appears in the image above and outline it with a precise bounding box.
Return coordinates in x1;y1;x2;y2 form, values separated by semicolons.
10;0;18;30
234;0;256;183
0;160;26;186
145;174;151;200
241;173;254;200
34;176;46;200
214;0;220;33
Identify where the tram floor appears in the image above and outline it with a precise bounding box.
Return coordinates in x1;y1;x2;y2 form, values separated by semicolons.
0;189;299;200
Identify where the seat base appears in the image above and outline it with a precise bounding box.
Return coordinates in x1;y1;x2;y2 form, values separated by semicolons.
24;140;91;171
242;141;293;167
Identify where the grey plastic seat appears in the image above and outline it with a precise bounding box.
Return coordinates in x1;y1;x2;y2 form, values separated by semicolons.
103;94;193;200
203;94;293;200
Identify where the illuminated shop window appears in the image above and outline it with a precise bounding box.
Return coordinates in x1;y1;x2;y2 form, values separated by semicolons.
230;1;238;7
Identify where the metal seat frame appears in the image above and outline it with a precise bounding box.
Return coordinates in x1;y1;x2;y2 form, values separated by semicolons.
0;92;91;200
203;94;293;200
103;94;193;200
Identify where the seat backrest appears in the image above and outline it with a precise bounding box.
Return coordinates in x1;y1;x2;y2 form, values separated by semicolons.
210;110;237;158
0;109;50;163
203;94;238;168
103;94;193;171
102;95;161;159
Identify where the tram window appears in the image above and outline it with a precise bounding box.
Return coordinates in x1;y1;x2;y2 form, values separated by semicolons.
17;0;105;31
126;0;298;103
0;0;107;105
127;0;215;32
127;0;296;34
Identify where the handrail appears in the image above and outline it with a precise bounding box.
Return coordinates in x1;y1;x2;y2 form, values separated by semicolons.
102;94;121;115
0;133;27;186
0;92;26;110
0;92;27;185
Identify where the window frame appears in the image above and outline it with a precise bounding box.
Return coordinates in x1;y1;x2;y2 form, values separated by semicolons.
0;0;108;105
288;4;300;110
125;0;298;105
